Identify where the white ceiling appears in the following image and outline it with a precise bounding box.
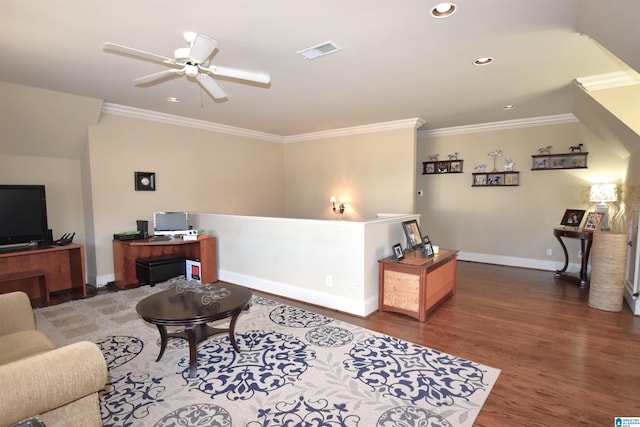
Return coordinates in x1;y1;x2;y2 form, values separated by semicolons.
1;0;638;137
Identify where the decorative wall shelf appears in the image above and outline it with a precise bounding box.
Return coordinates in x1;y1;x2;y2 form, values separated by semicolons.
472;171;520;187
422;159;464;175
531;152;588;170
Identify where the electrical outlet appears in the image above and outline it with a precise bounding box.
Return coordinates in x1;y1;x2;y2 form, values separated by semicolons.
546;248;552;256
325;274;333;287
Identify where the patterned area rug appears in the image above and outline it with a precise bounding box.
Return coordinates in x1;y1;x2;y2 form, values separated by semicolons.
35;278;500;427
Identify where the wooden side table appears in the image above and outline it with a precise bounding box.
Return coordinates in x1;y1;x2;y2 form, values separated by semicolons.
553;227;593;287
378;249;458;322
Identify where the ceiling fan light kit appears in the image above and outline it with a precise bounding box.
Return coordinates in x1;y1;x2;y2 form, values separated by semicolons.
103;32;270;100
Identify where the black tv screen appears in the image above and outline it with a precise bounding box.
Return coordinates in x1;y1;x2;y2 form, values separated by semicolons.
0;185;49;246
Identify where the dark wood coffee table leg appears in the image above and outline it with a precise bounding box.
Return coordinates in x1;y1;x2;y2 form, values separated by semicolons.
186;326;199;378
155;324;168;362
228;310;242;353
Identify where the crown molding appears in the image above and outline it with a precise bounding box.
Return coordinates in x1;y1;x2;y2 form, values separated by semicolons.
102;103;425;143
102;103;576;142
418;113;578;138
282;118;426;143
575;71;640;92
101;103;283;143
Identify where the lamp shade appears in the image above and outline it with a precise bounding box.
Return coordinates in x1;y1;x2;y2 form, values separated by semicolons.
589;184;618;203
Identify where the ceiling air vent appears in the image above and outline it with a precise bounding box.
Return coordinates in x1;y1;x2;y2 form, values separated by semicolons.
297;41;342;60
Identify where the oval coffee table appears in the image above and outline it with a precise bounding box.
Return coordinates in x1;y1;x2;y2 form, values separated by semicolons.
136;281;252;378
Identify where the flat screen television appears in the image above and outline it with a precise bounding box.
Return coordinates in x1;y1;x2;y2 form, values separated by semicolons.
0;184;49;247
153;211;189;236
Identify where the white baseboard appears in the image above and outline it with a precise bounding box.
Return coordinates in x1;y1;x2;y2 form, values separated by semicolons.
457;251;582;274
220;270;377;317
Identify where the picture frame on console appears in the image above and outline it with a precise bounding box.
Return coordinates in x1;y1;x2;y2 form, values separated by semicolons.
422;235;434;258
392;243;404;261
560;209;586;227
583;212;604;232
401;220;424;250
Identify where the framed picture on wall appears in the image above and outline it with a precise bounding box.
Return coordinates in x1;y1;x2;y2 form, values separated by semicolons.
560;209;586;227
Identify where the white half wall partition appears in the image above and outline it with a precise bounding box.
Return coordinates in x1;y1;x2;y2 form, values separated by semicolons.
190;213;420;317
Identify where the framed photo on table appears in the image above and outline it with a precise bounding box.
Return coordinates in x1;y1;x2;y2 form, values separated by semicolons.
392;243;404;261
401;220;424;250
583;212;604;231
422;235;434;258
560;209;586;227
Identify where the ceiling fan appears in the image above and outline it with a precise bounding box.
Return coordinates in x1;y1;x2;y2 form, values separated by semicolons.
102;32;270;100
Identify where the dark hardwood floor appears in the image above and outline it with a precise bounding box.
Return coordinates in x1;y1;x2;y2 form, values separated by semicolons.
46;261;639;426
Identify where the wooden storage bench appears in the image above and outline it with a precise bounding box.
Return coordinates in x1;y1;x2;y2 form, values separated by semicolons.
378;249;458;321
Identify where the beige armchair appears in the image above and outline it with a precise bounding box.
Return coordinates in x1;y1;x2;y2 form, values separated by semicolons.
0;291;108;427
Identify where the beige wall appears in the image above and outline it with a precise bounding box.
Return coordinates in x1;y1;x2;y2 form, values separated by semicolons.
0;154;86;245
417;121;627;266
283;126;417;220
86;114;285;284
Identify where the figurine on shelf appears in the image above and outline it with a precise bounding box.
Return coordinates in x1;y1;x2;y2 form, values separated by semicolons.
504;157;514;171
488;150;502;172
448;152;459;160
474;164;487;173
569;143;584;152
537;145;552;154
426;154;439;161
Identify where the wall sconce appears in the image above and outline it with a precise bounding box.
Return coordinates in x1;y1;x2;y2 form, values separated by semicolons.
330;196;345;214
589;183;618;229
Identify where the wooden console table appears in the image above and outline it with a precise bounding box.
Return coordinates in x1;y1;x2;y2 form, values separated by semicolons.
112;236;217;289
378;249;458;322
553;227;592;287
0;244;86;302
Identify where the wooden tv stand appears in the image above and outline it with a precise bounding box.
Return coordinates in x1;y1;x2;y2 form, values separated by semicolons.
0;244;86;302
378;249;457;321
112;236;217;289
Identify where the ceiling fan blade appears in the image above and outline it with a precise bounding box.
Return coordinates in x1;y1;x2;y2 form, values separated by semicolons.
197;74;227;99
189;34;218;64
102;42;176;65
209;65;271;84
133;69;184;85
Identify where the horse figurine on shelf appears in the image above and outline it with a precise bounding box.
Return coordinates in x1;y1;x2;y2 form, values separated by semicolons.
569;143;584;152
474;164;487;173
448;152;459;160
426;154;439;162
503;158;514;171
538;145;552;155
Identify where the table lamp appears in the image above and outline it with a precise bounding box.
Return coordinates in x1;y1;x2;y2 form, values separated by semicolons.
589;183;618;229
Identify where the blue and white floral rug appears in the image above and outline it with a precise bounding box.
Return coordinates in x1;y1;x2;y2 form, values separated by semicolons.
35;278;500;427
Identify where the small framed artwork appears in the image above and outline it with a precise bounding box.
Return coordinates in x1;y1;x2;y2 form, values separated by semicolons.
422;235;434;258
583;212;604;231
450;161;463;173
560;209;586;227
436;162;449;173
392;243;404;261
135;172;156;191
401;220;424;250
422;163;435;174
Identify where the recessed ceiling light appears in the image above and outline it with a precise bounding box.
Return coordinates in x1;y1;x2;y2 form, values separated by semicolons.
166;97;181;103
431;3;456;18
503;105;516;110
474;57;494;66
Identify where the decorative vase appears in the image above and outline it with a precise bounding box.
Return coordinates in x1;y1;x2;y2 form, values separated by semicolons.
588;231;628;312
